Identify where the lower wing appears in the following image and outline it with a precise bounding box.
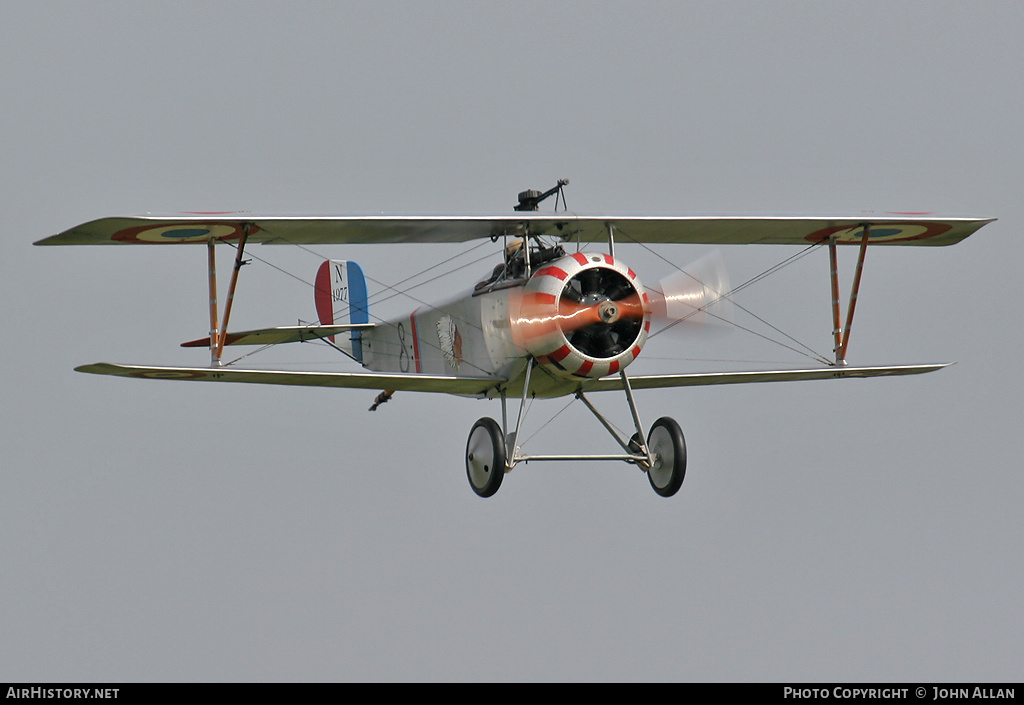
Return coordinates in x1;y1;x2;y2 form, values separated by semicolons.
75;363;504;396
581;363;950;392
76;361;948;398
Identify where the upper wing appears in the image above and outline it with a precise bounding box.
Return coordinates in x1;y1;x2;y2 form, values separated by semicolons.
580;363;950;392
76;362;504;396
36;213;994;247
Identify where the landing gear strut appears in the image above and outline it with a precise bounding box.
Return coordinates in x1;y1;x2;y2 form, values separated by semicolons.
462;361;688;498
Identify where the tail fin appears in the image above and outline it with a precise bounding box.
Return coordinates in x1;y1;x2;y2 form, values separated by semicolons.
315;260;369;362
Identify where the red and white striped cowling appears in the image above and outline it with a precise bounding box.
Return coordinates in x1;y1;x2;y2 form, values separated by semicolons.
511;252;651;379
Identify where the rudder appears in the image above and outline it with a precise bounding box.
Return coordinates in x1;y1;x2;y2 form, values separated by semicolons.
315;260;369;362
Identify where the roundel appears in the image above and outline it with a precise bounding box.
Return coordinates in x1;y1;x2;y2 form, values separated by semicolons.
805;221;951;245
112;222;250;243
128;369;210;380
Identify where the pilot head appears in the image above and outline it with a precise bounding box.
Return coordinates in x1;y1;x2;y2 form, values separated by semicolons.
505;237;525;260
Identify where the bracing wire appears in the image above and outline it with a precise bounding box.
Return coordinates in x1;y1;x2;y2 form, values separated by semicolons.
518;395;578;447
219;237;503;375
616;230;833;365
220;229;835;371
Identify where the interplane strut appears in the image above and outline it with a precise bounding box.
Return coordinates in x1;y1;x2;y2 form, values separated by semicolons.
828;223;872;366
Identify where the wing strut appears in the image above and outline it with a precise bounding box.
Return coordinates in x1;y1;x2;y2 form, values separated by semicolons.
606;222;617;258
828;223;870;366
207;239;219;365
206;225;251;365
216;225;250;362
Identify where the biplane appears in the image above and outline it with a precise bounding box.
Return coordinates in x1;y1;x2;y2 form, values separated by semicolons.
36;182;994;497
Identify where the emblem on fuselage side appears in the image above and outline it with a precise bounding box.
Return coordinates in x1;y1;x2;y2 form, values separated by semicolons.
437;315;463;371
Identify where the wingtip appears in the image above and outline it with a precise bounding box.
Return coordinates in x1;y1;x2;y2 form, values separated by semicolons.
74;363;109;374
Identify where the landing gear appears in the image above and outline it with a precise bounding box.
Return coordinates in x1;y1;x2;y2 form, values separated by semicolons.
463;361;687;498
465;417;506;497
646;417;687;497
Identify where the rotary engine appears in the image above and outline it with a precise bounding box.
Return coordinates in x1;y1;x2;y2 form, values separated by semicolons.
511;252;650;379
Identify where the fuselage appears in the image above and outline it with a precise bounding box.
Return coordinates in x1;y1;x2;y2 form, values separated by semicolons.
360;250;651;398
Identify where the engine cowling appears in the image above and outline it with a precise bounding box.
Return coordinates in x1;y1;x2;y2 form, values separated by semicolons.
511;252;650;379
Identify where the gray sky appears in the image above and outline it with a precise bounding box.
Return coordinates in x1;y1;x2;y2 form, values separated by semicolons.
2;1;1021;682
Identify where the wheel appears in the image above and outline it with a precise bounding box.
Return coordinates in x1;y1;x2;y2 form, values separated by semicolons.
646;417;686;497
465;417;506;497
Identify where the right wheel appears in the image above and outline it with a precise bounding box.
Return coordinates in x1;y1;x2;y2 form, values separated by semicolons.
465;417;506;497
646;417;686;497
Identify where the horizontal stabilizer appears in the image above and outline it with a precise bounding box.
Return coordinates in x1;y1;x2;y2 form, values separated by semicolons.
581;363;951;392
181;323;375;348
75;362;504;396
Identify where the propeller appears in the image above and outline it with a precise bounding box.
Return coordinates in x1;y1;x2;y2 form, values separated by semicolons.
646;251;733;332
555;252;733;339
557;267;644;358
511;252;731;360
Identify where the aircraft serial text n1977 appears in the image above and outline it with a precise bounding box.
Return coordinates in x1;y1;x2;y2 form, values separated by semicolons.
36;181;994;497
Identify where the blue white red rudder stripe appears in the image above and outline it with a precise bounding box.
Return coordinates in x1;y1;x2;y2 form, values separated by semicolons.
315;260;369;362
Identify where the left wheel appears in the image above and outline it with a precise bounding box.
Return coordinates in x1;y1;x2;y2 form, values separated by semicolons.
466;417;506;497
646;416;686;497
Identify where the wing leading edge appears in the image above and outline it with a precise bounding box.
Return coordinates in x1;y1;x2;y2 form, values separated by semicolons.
36;214;994;247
